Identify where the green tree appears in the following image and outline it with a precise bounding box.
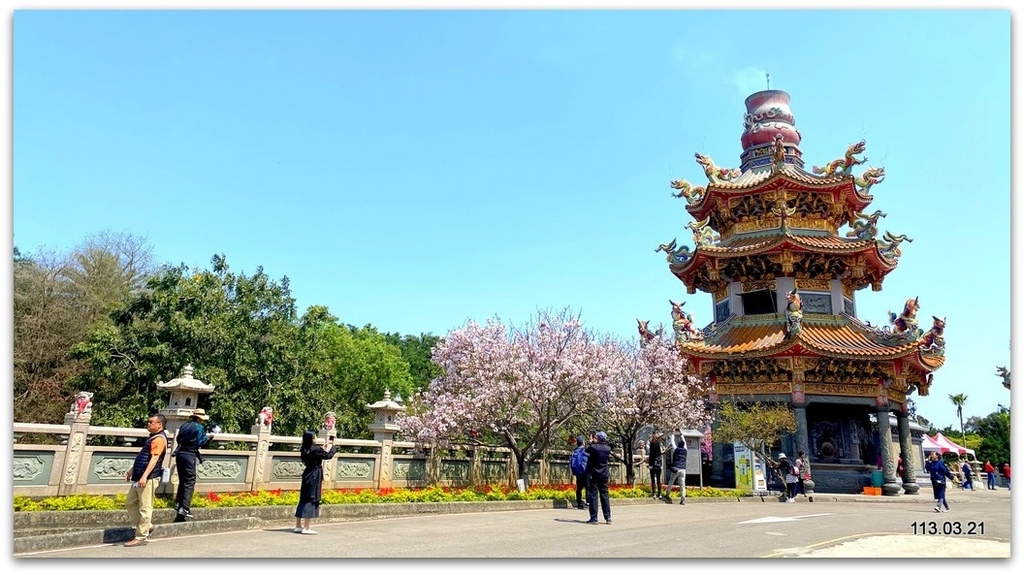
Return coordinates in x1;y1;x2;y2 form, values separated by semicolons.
972;407;1010;467
949;393;968;446
70;255;304;432
711;400;797;485
69;256;419;438
384;331;442;392
13;232;155;423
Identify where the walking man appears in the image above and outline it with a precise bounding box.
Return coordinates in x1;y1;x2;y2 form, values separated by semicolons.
173;408;215;522
667;429;688;505
584;431;613;524
648;432;664;499
984;460;996;490
124;413;169;547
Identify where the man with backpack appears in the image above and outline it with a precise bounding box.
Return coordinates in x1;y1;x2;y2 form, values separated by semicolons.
569;436;589;510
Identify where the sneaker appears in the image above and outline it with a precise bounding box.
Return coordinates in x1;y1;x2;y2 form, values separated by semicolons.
123;538;147;547
183;510;195;519
604;520;612;524
680;499;685;505
293;527;304;533
301;529;318;535
934;506;941;513
585;519;598;524
941;508;950;513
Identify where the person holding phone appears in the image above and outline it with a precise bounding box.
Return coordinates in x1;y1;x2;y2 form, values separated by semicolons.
293;430;336;534
172;408;214;522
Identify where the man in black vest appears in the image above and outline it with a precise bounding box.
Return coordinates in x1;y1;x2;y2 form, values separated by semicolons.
124;413;168;547
173;408;215;522
584;431;613;524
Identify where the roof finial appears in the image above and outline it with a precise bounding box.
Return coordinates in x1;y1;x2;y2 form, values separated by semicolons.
766;70;770;90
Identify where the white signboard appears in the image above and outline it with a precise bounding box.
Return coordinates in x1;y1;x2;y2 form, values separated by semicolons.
733;443;768;494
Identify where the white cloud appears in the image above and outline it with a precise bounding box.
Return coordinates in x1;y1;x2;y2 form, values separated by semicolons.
732;67;771;98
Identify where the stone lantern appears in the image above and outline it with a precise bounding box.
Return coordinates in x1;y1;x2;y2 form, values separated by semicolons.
365;390;406;489
157;364;216;430
366;389;405;442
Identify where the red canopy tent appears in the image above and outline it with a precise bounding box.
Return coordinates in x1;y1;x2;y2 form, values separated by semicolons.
921;434;943;453
929;432;975;457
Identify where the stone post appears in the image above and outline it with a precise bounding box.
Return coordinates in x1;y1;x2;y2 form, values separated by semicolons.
896;409;920;495
250;407;274;490
366;390;405;489
875;404;900;496
58;393;94;496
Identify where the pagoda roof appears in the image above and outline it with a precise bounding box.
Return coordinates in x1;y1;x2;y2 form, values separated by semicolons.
709;230;878;254
668;230;897;292
683;165;875;227
716;163;848;189
676;313;944;373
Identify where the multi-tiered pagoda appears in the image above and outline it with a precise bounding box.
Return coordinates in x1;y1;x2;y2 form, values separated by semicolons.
657;90;946;495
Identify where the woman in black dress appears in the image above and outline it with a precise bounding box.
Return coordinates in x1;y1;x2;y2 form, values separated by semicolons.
293;430;336;534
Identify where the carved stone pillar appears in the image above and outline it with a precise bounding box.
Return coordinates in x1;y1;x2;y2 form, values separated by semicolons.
57;417;91;496
896;409;920;495
792;402;814;497
875;405;900;496
251;423;272;491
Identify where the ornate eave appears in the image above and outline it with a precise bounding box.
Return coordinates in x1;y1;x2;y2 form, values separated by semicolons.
676;313;940;366
668;232;897;293
682;166;868;225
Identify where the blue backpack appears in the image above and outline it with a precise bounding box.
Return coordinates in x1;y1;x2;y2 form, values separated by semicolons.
570;447;589;475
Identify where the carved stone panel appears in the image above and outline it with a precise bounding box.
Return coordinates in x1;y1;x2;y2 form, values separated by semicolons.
481;461;508;483
336;459;374;480
440;460;470;482
200;457;247;482
394;459;427;481
843;298;855;316
715;299;731;324
88;455;134;484
801;293;832;314
14;453;51;485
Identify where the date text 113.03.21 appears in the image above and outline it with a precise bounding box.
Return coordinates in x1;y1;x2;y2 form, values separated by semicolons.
911;521;985;535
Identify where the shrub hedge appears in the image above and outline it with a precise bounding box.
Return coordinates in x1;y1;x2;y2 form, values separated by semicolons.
14;483;749;512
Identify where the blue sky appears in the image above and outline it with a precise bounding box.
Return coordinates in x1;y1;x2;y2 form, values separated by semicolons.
5;7;1015;431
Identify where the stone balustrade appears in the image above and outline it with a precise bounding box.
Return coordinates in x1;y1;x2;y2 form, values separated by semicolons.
13;420;634;498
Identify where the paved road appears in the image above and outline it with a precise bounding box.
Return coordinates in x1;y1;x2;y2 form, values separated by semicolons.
15;488;1012;561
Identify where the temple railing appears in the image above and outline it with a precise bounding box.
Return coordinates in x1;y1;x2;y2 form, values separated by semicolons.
12;420;641;498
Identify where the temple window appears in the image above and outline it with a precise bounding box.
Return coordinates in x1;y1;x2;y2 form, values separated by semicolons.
740;289;777;315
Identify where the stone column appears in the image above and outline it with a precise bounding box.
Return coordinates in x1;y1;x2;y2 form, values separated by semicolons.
58;399;93;496
875;404;900;496
250;415;273;491
792;402;814;497
896;409;920;495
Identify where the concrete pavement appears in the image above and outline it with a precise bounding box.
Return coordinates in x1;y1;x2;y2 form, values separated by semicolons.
13;485;1012;559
